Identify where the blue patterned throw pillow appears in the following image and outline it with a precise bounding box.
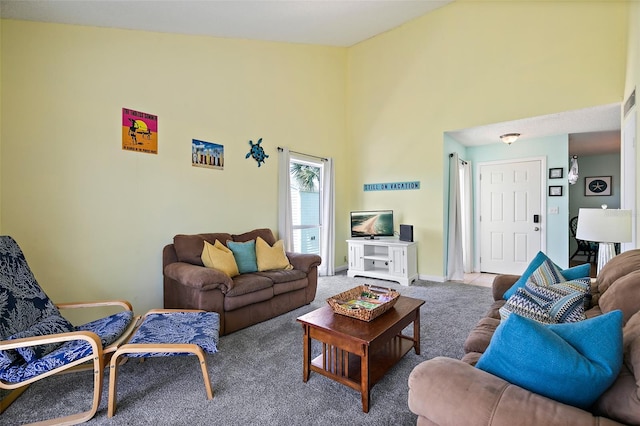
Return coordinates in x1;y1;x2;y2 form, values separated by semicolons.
500;278;589;324
528;257;566;287
502;251;590;299
476;310;623;409
500;257;590;324
529;279;589;323
499;287;553;323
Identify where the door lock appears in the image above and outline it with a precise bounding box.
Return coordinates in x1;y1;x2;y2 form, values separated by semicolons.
534;227;540;231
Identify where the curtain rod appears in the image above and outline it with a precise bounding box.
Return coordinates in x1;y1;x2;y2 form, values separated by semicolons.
278;147;327;162
449;153;467;165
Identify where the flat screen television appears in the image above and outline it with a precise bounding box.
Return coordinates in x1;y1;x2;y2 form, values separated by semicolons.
350;210;394;239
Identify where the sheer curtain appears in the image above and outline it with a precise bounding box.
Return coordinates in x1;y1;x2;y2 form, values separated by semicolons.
447;153;473;280
319;158;335;276
278;148;294;251
461;159;473;273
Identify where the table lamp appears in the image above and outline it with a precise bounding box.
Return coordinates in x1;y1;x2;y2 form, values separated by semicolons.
576;206;632;275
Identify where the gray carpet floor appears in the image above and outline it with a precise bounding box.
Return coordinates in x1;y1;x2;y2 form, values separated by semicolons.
1;273;492;425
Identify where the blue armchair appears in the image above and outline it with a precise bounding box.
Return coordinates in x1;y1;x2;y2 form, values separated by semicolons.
0;236;138;424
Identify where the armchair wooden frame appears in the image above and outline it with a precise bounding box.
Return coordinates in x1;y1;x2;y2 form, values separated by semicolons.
0;300;140;426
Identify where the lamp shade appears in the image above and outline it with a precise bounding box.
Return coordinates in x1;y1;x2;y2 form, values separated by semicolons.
576;208;632;243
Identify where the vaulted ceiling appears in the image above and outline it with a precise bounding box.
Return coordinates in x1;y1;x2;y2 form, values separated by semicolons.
0;0;622;153
0;0;454;47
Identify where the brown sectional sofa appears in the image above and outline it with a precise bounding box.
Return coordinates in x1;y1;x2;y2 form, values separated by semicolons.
408;250;640;426
163;228;321;335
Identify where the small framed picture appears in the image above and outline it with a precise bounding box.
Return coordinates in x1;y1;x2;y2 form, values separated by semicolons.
549;186;563;196
549;168;563;179
585;176;612;196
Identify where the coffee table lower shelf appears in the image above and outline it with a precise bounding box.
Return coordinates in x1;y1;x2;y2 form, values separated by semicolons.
310;335;416;391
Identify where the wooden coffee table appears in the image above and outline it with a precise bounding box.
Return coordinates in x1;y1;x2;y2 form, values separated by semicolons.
296;295;424;412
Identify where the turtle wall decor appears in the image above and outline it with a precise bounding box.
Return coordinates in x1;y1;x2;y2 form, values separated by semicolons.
246;138;269;167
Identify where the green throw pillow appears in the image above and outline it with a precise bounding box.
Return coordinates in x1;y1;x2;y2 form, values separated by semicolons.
226;240;258;274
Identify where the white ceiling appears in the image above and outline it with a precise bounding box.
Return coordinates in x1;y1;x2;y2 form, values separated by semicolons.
0;0;454;47
0;0;623;153
447;103;622;155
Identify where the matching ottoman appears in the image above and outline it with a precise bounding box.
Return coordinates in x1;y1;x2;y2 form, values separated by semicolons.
108;309;220;417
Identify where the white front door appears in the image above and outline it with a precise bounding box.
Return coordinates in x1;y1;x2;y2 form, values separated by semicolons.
479;159;543;274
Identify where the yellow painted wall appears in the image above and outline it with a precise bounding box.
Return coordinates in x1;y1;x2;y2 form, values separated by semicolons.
0;17;2;232
1;20;347;317
347;1;628;279
0;1;632;318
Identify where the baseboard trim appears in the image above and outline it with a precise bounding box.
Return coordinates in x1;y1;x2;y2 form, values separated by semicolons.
419;274;445;282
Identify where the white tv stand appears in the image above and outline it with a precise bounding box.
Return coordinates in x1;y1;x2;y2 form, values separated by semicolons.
347;238;418;286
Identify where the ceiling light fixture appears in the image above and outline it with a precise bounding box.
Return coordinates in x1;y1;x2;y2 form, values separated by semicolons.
500;133;521;145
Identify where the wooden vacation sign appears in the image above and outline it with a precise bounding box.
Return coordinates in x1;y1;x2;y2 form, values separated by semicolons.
364;181;420;191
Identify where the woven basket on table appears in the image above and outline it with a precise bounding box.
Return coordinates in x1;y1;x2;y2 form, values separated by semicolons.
327;284;400;322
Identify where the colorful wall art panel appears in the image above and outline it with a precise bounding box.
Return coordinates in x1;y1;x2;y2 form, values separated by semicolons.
122;108;158;154
192;139;224;170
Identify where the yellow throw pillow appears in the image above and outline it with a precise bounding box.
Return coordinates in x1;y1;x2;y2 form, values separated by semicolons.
256;237;293;271
201;240;239;277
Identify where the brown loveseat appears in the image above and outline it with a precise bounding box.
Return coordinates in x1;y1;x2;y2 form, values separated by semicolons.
163;228;321;335
408;250;640;426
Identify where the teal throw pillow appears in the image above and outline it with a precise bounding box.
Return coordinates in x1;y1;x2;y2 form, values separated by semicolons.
502;251;590;299
476;310;623;409
561;263;591;281
226;240;258;274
